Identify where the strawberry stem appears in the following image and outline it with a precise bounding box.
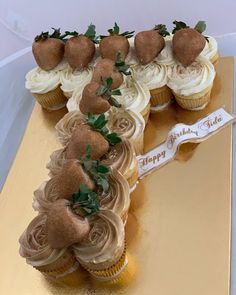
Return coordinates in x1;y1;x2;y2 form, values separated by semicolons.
100;22;134;39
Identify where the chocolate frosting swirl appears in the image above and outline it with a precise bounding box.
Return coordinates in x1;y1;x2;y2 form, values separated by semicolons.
101;139;137;176
19;214;67;267
73;210;124;269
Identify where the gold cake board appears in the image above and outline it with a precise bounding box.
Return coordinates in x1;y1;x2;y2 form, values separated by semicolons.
0;57;233;295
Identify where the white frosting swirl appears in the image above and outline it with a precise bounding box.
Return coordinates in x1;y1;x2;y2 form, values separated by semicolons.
117;76;150;114
73;210;124;268
25;67;62;94
125;37;139;66
60;65;93;98
155;40;175;66
200;36;218;60
19;214;67;267
132;62;168;90
167;56;215;96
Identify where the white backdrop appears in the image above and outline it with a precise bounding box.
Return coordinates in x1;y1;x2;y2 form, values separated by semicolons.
0;1;235;294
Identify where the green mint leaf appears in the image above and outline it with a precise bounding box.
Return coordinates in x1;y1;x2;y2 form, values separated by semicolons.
50;28;61;39
104;23;134;38
115;52;131;75
120;30;135;38
154;24;170;37
79;184;91;195
105;133;122;145
96;85;108;96
34;31;49;41
111;89;122;96
194;21;206;34
113;22;120;35
109;97;121;108
172;20;189;34
87;112;96;125
84;23;99;43
71;184;100;217
81;144;92;161
106;77;113;88
96;175;109;193
96;165;110;174
100;127;109;136
93;114;108;129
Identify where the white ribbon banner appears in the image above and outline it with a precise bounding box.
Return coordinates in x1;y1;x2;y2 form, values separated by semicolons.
137;108;235;178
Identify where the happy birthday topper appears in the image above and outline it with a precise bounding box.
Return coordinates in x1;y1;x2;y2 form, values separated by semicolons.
137;108;235;178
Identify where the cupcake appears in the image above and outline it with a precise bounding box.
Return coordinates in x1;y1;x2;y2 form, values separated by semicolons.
200;36;219;67
117;76;151;124
33;168;130;223
73;210;128;281
55;108;145;154
167;56;215;110
25;62;67;111
131;26;174;112
132;62;173;111
60;65;93;99
19;214;80;279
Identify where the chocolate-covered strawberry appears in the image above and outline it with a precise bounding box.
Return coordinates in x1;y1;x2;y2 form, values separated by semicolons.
32;28;66;70
99;22;134;61
92;53;130;89
46;159;95;201
46;198;91;249
172;21;207;67
79;77;122;115
65;24;99;70
66;124;110;160
134;24;169;65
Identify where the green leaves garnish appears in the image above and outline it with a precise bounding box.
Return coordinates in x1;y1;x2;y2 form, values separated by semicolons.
194;21;206;34
100;22;134;39
172;20;189;34
35;28;66;41
87;113;122;146
109;22;120;35
84;23;100;44
194;21;209;42
80;145;110;193
96;77;122;108
115;52;131;75
70;184;100;217
154;24;170;37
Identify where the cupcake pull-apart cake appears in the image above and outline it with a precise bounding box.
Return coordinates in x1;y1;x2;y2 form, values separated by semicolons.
47;113;139;189
167;20;216;111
